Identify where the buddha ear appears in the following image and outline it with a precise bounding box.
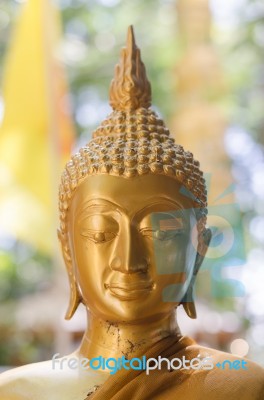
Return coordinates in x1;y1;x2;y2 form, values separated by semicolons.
57;229;82;320
195;227;212;274
182;285;197;319
182;228;212;319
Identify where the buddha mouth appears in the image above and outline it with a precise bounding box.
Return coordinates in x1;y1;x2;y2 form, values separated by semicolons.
104;281;155;300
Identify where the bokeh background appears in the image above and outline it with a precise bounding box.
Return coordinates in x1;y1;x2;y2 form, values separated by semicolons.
0;0;264;370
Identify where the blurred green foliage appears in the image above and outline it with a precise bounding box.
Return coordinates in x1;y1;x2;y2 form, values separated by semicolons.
217;0;264;144
0;243;53;365
0;245;52;301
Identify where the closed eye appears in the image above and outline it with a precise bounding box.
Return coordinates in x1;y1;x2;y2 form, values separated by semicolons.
80;230;117;244
140;228;185;241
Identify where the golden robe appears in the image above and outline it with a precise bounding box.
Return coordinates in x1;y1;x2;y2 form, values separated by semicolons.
86;336;264;400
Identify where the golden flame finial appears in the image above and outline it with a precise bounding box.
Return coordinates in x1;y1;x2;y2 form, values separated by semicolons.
109;26;152;111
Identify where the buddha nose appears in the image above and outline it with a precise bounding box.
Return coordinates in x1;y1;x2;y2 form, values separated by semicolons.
110;223;148;274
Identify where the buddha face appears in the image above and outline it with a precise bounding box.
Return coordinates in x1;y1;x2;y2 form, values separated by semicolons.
67;174;205;323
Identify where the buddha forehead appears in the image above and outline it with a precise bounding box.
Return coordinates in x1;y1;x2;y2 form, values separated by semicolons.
70;174;198;219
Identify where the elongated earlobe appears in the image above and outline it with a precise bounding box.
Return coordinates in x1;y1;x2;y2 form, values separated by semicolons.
182;228;211;319
181;286;197;319
57;229;82;320
65;281;82;320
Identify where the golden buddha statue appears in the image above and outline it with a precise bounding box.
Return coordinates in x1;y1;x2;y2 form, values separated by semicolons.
0;26;263;400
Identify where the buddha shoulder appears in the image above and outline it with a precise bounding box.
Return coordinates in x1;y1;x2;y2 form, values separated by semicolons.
0;355;109;400
187;343;264;400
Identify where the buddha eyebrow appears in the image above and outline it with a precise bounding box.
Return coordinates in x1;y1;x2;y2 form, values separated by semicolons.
78;204;106;216
135;201;187;218
159;218;184;231
77;201;122;219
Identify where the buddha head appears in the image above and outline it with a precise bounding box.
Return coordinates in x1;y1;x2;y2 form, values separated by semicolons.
57;26;211;325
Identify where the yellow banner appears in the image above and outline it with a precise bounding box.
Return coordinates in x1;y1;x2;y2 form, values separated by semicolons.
0;0;75;253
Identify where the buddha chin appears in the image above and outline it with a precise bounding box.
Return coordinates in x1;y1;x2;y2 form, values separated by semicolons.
0;26;263;400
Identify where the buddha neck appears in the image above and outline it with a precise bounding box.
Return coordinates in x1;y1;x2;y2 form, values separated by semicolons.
78;310;181;363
